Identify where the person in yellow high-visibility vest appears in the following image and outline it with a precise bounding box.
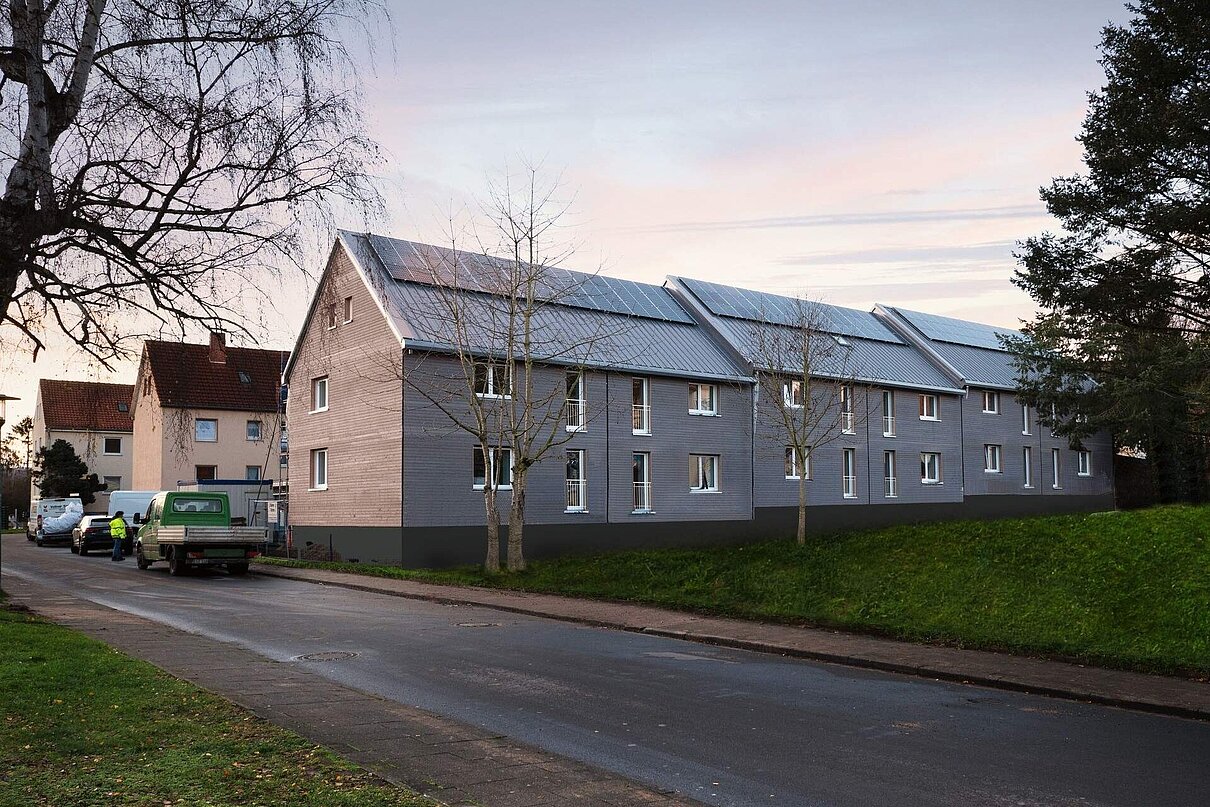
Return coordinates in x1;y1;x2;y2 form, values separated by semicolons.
109;510;127;562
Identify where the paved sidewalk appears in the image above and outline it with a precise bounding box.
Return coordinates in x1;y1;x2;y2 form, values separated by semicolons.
255;562;1210;721
4;574;697;807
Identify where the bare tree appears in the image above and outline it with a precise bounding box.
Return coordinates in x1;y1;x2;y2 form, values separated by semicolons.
0;0;383;363
750;298;869;544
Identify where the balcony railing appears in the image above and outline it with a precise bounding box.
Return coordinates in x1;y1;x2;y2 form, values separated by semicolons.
842;411;855;433
566;480;587;511
565;399;586;431
633;481;652;512
884;476;898;498
843;475;857;498
632;404;651;434
883;415;896;436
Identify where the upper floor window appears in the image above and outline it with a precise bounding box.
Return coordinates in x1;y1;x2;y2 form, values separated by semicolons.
688;382;717;415
342;295;353;323
919;393;939;421
103;437;122;455
472;446;513;490
921;451;942;484
194;419;217;442
840;385;855;433
982;391;1000;414
1077;450;1092;477
311;376;329;412
245;465;261;481
689;454;720;492
474;362;512;398
785;446;810;480
783;379;804;408
326;304;338;329
882;390;895;437
247;420;263;441
984;444;1002;473
565;370;586;432
196;464;217;481
1022;403;1032;435
1049;403;1058;437
632;378;651;434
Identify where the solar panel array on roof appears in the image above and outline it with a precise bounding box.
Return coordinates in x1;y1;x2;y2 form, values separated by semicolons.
679;277;903;344
891;307;1021;352
361;233;693;324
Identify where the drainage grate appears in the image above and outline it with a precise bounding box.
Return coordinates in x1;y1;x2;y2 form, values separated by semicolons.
457;622;501;628
295;651;359;662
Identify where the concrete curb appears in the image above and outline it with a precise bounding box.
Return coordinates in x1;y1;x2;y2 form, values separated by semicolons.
253;562;1210;723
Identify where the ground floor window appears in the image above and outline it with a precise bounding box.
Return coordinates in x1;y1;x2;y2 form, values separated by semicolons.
196;465;217;482
1077;450;1091;476
842;448;857;498
566;449;587;511
473;446;513;490
633;452;652;512
1023;446;1033;488
984;444;1002;473
883;451;897;498
246;465;261;481
689;454;719;491
1051;448;1062;489
921;452;942;485
785;446;810;480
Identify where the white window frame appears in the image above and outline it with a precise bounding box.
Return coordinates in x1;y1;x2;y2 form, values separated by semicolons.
342;295;353;324
883;450;897;498
919;393;939;421
472;446;513;490
785;446;811;480
102;436;122;455
840;384;855;434
565;370;587;432
688;382;718;416
921;452;942;485
982;390;1000;414
245;465;261;481
882;390;896;437
103;475;122;490
633;451;653;513
1051;448;1062;489
1023;446;1033;488
474;362;512;399
326;305;338;330
783;379;804;409
310;448;328;490
984;444;1002;474
1022;403;1032;435
690;454;720;492
194;418;217;443
246;420;263;442
632;377;651;435
311;376;329;413
1077;450;1091;477
842;447;857;499
565;449;587;512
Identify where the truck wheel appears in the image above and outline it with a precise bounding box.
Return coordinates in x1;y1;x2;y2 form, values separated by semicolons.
136;547;150;570
227;562;249;576
168;549;187;576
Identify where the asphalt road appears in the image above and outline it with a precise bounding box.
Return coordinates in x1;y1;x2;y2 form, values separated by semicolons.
4;537;1208;807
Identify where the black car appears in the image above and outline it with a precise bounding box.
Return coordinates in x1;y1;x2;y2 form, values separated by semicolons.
72;516;117;555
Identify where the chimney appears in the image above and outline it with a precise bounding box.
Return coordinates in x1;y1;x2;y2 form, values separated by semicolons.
209;331;227;364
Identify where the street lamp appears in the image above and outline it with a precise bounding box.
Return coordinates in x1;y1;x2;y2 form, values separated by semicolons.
0;393;19;586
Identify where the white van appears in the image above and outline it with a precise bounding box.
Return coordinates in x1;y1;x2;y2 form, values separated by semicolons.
26;497;80;540
107;490;161;529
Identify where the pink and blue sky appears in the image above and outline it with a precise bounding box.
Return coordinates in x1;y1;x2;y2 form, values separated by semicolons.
1;0;1129;424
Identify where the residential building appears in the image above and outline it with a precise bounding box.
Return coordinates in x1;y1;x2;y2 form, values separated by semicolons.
131;333;287;490
30;379;135;513
285;233;1116;566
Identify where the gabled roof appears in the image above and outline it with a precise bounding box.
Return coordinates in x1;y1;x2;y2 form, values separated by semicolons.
880;307;1023;390
38;380;134;432
309;232;752;383
142;341;288;412
670;277;965;394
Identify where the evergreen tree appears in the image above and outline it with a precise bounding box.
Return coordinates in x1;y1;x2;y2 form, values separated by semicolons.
32;439;106;506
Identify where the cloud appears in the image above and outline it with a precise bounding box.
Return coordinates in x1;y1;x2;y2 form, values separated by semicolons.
773;240;1018;267
624;204;1047;233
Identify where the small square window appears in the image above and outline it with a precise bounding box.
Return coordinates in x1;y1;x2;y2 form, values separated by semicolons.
982;391;1000;414
103;475;122;490
689;382;718;415
238;371;252;384
984;444;1002;473
689;454;720;491
246;420;263;441
196;465;217;481
919;394;939;421
785;447;810;480
245;465;261;481
194;419;217;442
103;437;122;455
921;452;942;484
117;402;129;413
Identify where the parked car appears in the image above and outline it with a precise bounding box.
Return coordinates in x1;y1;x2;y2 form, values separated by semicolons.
72;515;115;556
135;491;267;576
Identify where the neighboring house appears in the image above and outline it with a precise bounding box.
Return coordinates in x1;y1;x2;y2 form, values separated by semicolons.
285;232;1117;567
131;333;287;490
30;379;135;513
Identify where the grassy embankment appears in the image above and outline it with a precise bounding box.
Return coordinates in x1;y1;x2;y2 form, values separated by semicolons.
260;506;1210;677
0;604;434;807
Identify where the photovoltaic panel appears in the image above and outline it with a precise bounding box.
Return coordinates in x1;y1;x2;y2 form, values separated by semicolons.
679;277;903;344
892;307;1021;352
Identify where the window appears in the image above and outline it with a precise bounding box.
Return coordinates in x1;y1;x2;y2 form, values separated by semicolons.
842;448;857;498
311;376;329;412
326;304;337;329
1022;403;1032;435
195;465;217;481
1023;446;1033;488
883;451;897;498
882;390;895;436
103;437;122;455
919;394;939;421
982;390;1000;414
783;379;804;408
565;370;586;431
1049;403;1058;437
984;444;1002;473
342;295;353;323
566;449;587;512
474;362;512;398
689;454;719;492
238;371;252;385
245;465;261;481
921;452;942;484
103;475;122;490
688;382;717;415
1077;450;1091;477
117;402;129;413
833;335;850;347
246;420;263;441
785;447;810;480
171;496;222;513
1051;448;1062;489
194;419;217;442
472;446;512;490
840;385;855;433
632;378;650;434
311;448;328;490
633;452;652;512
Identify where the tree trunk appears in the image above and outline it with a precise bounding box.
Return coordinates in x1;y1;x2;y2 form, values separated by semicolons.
483;486;500;573
797;470;807;545
507;472;527;572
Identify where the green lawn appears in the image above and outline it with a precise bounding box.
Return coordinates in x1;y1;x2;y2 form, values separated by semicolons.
0;605;434;807
262;505;1210;678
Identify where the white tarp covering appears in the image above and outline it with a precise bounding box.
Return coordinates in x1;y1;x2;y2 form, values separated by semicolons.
42;500;84;534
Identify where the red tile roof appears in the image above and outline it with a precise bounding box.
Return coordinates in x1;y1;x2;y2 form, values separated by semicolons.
39;380;135;432
143;340;288;413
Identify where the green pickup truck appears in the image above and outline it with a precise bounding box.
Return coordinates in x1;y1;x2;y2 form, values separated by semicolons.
135;491;268;576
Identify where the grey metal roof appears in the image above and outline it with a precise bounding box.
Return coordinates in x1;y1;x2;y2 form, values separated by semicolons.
890;307;1022;351
343;232;750;382
885;307;1023;389
921;341;1021;390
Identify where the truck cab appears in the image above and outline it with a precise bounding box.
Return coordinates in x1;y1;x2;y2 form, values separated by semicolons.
136;491;267;576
